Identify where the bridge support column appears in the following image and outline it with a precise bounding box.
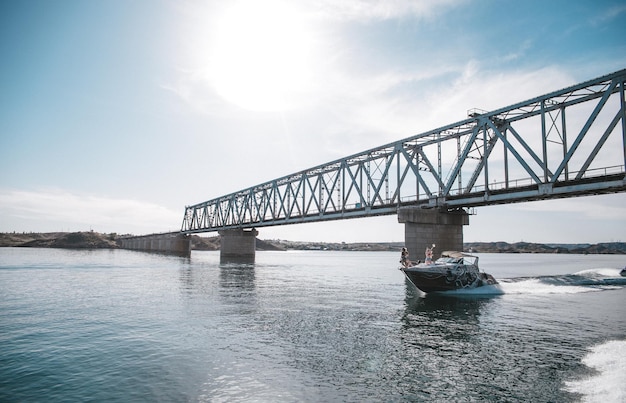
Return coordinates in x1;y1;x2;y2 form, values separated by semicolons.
218;228;258;263
398;208;469;263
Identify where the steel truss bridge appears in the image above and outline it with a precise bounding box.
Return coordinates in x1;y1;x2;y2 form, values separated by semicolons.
181;69;626;234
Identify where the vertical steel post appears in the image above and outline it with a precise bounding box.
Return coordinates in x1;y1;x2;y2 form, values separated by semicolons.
385;155;390;203
342;162;346;212
397;145;401;206
337;170;341;212
318;175;322;214
416;148;420;200
503;126;509;188
621;78;626;169
561;106;569;181
437;133;442;195
483;124;489;192
366;160;371;205
457;136;462;194
301;175;306;215
541;100;548;182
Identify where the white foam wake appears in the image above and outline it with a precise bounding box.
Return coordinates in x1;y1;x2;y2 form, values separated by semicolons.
498;279;599;295
564;339;626;402
574;268;623;277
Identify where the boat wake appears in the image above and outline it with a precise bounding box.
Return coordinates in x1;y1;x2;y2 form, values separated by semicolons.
564;339;626;402
498;268;626;295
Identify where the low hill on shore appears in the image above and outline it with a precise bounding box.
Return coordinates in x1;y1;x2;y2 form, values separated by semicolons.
464;241;626;254
0;231;119;249
1;232;624;254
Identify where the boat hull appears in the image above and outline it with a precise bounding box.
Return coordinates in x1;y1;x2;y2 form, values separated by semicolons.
401;266;497;293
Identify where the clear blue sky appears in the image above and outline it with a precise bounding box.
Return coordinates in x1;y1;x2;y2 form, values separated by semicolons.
1;0;625;243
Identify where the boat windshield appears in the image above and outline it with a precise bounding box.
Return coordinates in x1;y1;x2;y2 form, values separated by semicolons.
436;255;478;266
436;257;461;264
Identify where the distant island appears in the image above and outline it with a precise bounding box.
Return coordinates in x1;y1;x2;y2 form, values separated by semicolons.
1;231;625;254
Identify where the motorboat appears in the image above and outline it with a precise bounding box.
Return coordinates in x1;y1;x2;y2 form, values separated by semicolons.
400;251;498;293
620;267;626;277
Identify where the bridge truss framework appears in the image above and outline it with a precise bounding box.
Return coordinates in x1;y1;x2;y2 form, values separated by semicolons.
181;69;626;234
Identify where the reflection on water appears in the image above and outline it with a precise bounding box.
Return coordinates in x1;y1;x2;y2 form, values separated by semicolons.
218;263;257;313
218;262;256;290
402;284;496;353
220;256;255;265
398;287;505;400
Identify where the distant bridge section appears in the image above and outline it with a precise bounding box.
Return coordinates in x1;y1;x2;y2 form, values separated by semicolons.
181;69;626;234
118;232;191;256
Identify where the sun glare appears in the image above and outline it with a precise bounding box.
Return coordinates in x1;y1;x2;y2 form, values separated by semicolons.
209;1;314;111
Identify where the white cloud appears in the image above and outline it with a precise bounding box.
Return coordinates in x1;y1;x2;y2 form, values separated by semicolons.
167;0;467;120
501;39;533;62
427;64;574;119
512;194;626;221
466;193;626;243
0;189;181;234
308;0;465;21
590;3;626;26
297;63;577;153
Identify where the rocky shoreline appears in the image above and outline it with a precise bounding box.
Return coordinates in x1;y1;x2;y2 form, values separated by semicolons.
1;232;625;254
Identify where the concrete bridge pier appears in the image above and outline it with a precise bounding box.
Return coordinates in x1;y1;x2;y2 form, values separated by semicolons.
398;208;469;264
218;228;258;263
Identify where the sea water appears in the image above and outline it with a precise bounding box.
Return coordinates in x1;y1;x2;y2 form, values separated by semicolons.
0;248;624;402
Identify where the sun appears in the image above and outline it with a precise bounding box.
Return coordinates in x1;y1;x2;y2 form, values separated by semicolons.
209;1;314;112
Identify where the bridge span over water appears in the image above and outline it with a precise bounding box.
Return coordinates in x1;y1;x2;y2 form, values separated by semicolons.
180;69;626;261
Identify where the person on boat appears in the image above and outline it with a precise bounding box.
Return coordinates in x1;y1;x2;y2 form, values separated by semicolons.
425;244;435;264
400;247;412;267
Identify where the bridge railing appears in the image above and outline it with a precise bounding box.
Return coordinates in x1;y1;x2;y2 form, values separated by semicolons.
182;69;626;234
452;164;625;195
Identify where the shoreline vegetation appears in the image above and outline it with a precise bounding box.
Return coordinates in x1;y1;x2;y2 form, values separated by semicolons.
1;231;625;254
